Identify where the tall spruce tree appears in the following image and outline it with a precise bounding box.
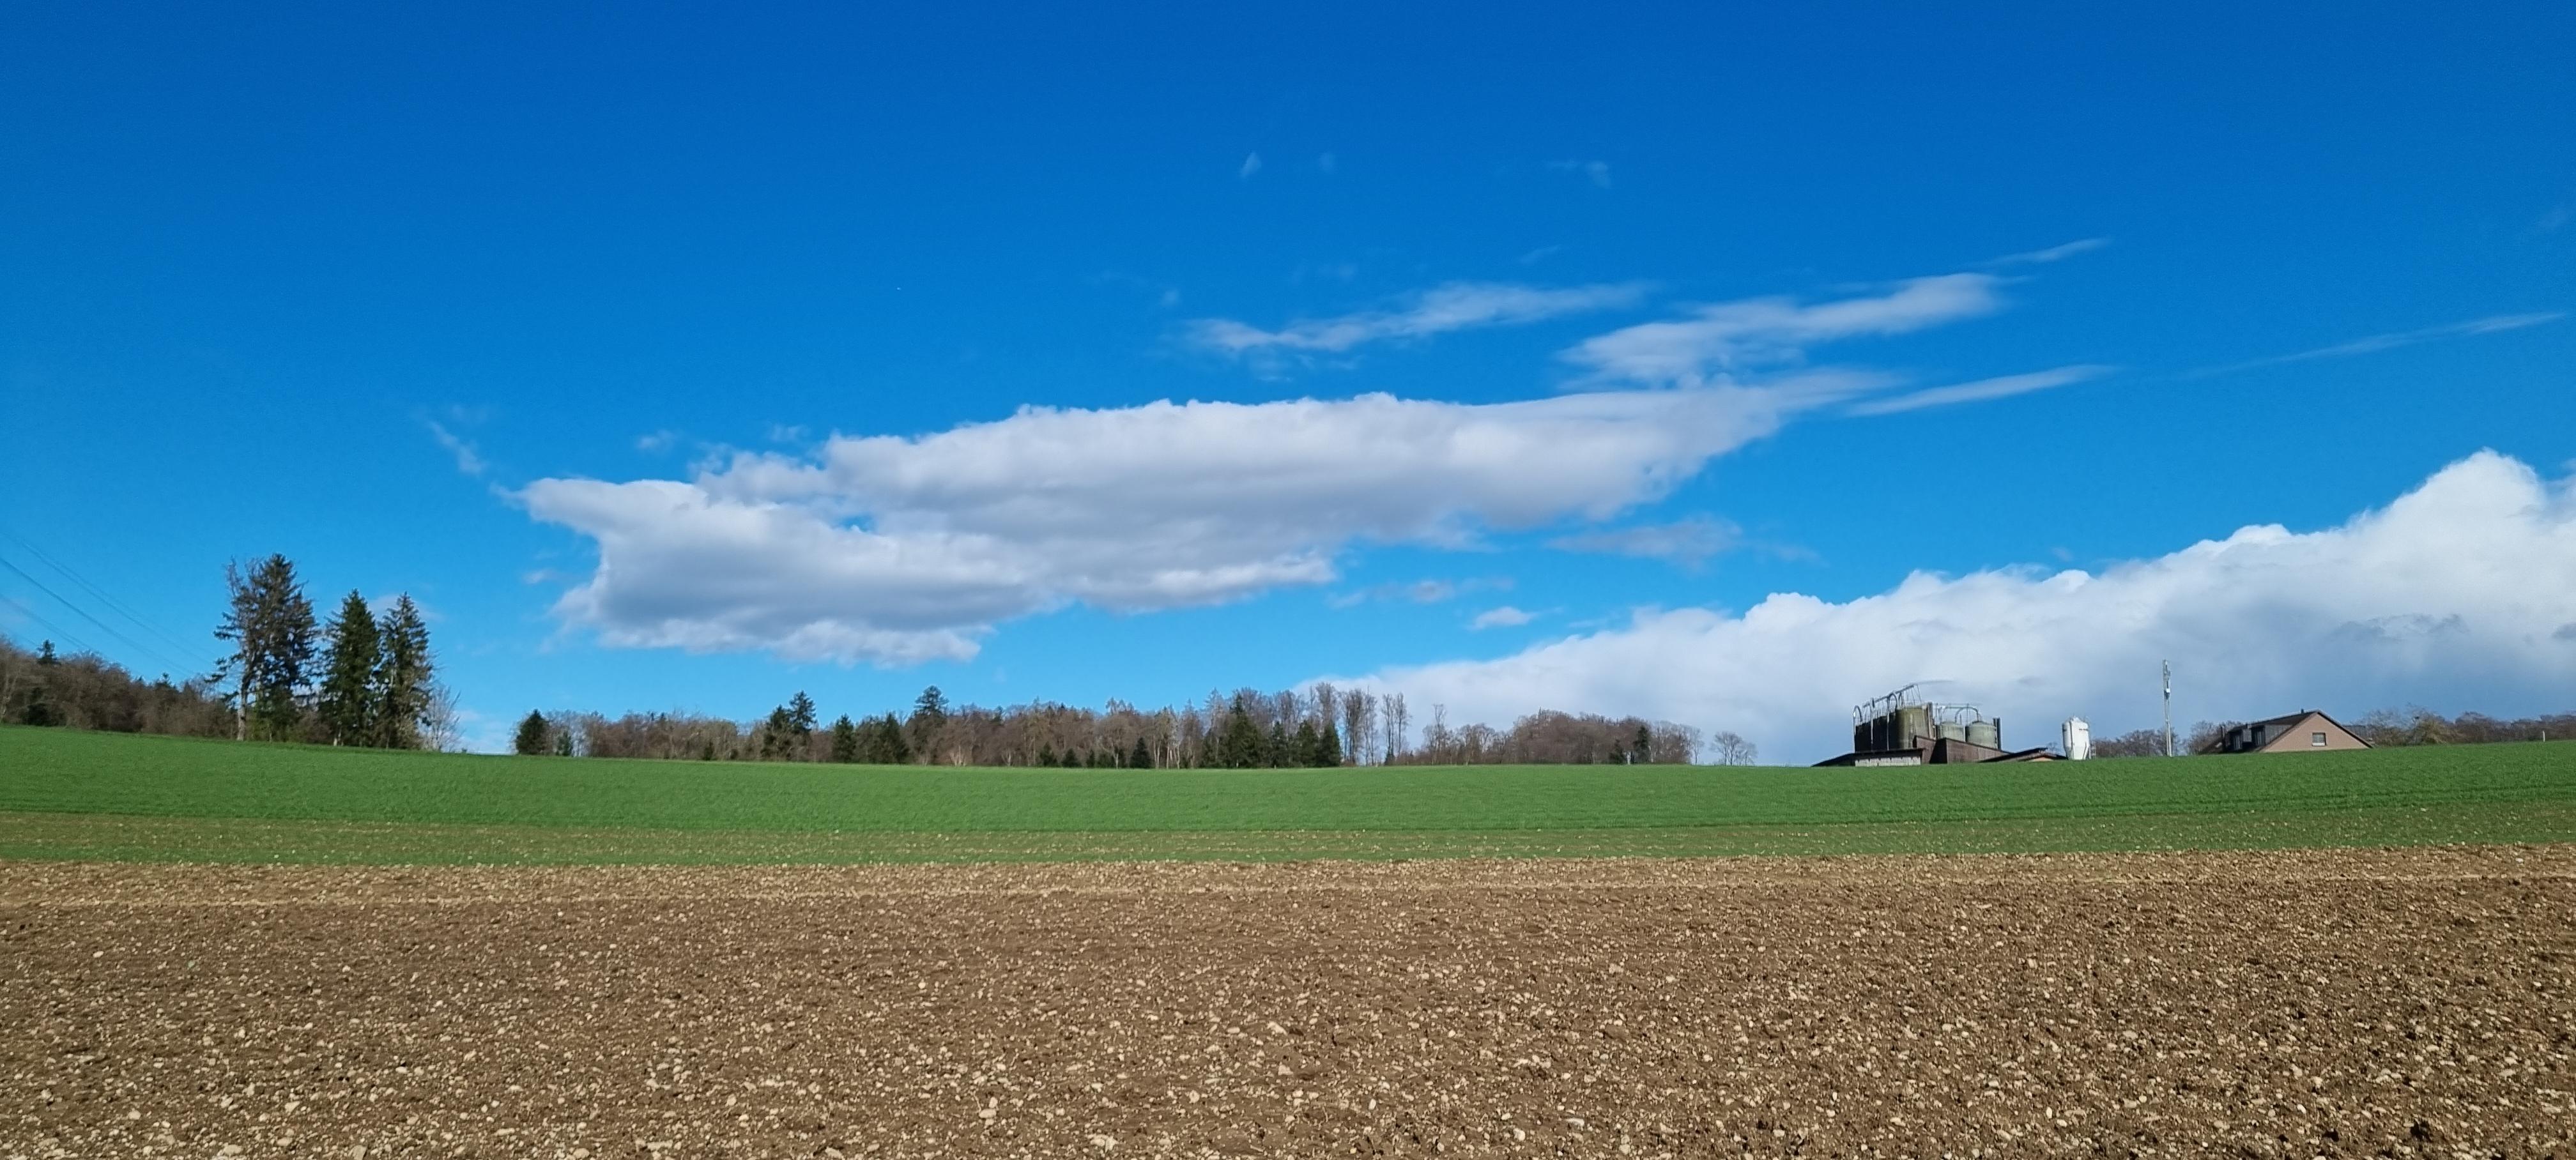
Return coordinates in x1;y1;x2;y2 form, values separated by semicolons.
1128;735;1154;770
1317;721;1344;767
316;591;381;746
1294;719;1324;767
371;595;434;749
1217;696;1262;768
787;691;818;757
514;710;551;756
213;556;317;742
829;714;860;763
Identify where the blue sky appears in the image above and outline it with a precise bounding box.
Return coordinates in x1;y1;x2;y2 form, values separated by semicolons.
4;2;2573;758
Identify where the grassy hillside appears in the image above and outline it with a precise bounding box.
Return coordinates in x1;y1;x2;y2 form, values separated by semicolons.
3;725;2572;864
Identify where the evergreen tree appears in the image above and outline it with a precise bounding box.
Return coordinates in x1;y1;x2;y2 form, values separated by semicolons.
514;710;551;756
761;706;795;760
371;595;434;749
1036;744;1056;768
316;591;381;746
869;714;911;763
1317;721;1344;767
907;685;949;763
1266;721;1291;768
1128;735;1154;770
1633;723;1653;764
554;729;574;756
1293;719;1324;767
1216;696;1263;768
787;691;818;741
213;555;318;742
20;642;61;726
829;714;860;763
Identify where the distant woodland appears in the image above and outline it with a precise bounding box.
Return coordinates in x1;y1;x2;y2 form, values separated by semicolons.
6;554;2568;766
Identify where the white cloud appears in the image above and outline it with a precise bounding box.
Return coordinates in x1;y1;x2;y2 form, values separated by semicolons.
1333;452;2576;762
523;385;1825;664
1548;515;1742;567
1470;605;1537;630
1549;159;1612;188
1186;280;1651;360
1986;237;2110;266
2190;312;2566;378
1561;273;2007;390
425;420;487;477
1331;577;1510;609
1845;365;2113;417
1238;152;1262;179
636;430;678;453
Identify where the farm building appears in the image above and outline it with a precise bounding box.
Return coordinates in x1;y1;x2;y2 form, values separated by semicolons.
1813;685;2056;767
2197;710;2372;754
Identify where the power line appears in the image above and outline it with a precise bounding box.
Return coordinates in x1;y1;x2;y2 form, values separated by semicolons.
0;554;201;678
0;592;101;657
0;528;211;668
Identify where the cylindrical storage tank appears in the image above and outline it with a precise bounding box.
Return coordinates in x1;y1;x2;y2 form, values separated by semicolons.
1966;719;1999;749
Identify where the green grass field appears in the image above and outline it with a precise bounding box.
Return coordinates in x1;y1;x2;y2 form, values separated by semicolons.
3;724;2572;864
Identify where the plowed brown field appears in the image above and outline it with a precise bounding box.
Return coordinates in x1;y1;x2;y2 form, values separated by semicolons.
5;846;2572;1158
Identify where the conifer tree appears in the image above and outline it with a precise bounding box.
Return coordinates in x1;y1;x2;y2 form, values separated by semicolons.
829;714;860;763
1293;719;1323;767
213;556;317;742
20;641;61;726
371;595;434;749
317;591;380;746
514;710;551;756
1266;721;1291;768
1317;721;1344;767
1128;735;1154;770
788;691;818;741
1216;696;1263;768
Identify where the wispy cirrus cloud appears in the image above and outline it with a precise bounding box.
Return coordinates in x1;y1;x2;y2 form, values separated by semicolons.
1560;273;2007;390
1330;577;1512;610
1549;159;1613;189
2188;312;2566;378
1185;280;1652;361
1846;365;2115;416
425;420;487;477
1469;605;1537;630
1984;237;2110;266
1548;515;1742;567
1238;153;1262;179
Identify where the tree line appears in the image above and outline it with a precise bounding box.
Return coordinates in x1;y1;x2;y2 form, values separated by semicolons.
2087;704;2576;757
0;554;454;749
514;683;1719;768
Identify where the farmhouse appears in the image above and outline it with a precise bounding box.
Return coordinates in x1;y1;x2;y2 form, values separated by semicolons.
1814;685;2056;767
2198;710;2372;755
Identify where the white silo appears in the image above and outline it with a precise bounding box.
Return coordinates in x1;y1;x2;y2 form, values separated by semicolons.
2062;717;2092;761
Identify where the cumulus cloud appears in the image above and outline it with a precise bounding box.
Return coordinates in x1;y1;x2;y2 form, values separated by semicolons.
1845;365;2113;416
1560;273;2007;390
1335;452;2576;762
523;385;1828;664
1186;281;1652;361
1470;606;1537;630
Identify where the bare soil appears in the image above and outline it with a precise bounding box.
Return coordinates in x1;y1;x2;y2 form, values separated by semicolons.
4;846;2572;1158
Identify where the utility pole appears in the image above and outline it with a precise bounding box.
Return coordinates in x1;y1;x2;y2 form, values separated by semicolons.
2161;660;2174;758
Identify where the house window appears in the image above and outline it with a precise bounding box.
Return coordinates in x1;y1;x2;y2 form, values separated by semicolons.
2311;731;2327;747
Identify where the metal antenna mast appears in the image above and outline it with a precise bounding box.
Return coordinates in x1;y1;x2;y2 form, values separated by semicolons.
2161;660;2174;758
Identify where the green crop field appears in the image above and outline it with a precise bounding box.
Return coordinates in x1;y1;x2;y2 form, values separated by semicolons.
2;724;2572;864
